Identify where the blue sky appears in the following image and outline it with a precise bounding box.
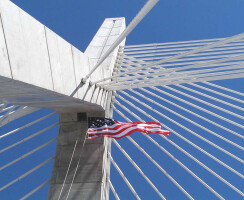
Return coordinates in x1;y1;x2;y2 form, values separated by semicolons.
1;0;244;199
10;0;244;51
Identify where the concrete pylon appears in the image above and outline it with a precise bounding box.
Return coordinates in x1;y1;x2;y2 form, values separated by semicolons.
0;0;126;199
48;18;126;200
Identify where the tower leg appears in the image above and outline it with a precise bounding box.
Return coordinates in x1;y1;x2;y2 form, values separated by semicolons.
48;112;111;200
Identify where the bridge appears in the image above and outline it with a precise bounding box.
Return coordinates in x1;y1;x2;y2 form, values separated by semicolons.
0;0;243;199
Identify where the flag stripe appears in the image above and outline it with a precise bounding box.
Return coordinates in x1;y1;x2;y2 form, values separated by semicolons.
88;121;161;132
88;129;170;139
89;127;170;138
89;125;165;135
89;124;162;134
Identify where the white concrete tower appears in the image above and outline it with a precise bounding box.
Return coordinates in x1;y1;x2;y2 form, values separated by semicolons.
47;18;126;200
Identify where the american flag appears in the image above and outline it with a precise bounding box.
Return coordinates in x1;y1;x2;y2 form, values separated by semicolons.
87;117;170;139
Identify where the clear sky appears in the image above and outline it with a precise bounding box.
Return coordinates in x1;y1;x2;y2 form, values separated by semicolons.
1;0;244;199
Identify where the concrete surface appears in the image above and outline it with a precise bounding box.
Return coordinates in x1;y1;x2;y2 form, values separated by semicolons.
48;112;111;200
0;0;125;113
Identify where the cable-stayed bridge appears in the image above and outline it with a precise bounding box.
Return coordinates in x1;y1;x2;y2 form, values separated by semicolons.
0;0;243;199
